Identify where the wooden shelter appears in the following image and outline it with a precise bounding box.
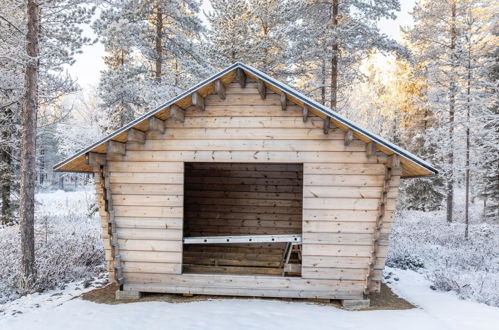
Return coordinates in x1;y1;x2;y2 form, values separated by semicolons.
54;63;437;308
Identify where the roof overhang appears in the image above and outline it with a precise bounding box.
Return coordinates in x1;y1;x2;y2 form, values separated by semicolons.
54;62;438;178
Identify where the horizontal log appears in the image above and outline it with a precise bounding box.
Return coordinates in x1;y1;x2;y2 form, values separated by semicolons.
146;127;345;140
109;172;183;184
113;151;379;164
184;105;303;117
302;256;385;270
121;251;182;263
110;183;184;195
113;195;183;207
303;186;397;199
302;268;383;281
122;261;181;274
114;206;183;218
115;217;183;230
123;283;363;300
302;244;388;257
128;139;365;152
116;228;182;240
303;209;394;222
107;161;184;173
117;239;182;252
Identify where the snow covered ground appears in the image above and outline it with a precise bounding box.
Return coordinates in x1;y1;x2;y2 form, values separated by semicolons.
1;267;498;330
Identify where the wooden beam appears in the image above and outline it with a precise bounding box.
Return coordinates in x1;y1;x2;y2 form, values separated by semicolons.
280;93;287;111
302;105;308;122
127;128;145;144
106;140;126;156
192;92;205;111
344;129;353;146
257;80;266;99
170;104;185;122
366;142;377;157
236;68;246;88
323;116;330;134
85;152;106;166
148;116;165;133
215;80;225;100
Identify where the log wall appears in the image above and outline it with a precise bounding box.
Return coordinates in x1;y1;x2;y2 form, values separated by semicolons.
98;81;401;299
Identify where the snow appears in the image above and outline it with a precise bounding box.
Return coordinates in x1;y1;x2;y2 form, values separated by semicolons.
1;268;498;330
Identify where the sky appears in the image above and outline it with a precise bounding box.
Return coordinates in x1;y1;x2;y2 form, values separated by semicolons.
66;0;416;90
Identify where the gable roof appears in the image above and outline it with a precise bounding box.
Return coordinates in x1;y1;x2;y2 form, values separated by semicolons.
54;62;437;177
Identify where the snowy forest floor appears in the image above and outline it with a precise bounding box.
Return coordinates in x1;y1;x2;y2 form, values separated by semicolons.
0;267;498;330
0;189;498;329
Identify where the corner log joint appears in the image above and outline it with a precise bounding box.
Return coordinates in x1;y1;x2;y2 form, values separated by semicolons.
170;104;185;123
302;105;308;122
280;92;287;111
127;128;145;144
215;80;226;100
323;116;331;134
192;92;205;111
366;142;377;157
85;152;106;166
236;68;246;88
106;140;126;156
344;129;353;146
257;79;266;99
148;116;165;133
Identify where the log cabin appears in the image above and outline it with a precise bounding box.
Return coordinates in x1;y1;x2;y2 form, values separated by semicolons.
54;62;437;309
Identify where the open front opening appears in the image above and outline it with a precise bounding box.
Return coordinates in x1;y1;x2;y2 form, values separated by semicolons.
183;162;303;276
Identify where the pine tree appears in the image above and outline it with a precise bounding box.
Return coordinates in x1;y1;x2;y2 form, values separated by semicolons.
94;0;206;131
204;0;301;78
291;0;402;109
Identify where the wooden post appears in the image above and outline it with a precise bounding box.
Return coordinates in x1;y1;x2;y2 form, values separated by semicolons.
236;68;246;88
344;129;353;146
280;93;287;111
257;80;266;99
148;116;165;133
192;92;205;111
106;141;126;156
302;105;308;122
127;128;145;144
323;117;330;134
215;80;225;100
170;104;185;122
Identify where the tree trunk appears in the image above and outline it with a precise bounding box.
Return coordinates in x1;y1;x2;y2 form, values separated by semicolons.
19;0;40;293
330;0;339;111
0;144;12;225
321;55;326;105
446;1;457;223
464;36;471;239
0;107;13;225
154;2;163;82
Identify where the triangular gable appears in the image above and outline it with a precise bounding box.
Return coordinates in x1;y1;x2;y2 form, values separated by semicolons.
54;62;437;177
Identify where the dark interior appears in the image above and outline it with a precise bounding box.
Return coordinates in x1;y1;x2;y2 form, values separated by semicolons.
182;162;303;276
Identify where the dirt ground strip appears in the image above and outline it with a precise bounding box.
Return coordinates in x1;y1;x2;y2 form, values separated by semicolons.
80;283;415;310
